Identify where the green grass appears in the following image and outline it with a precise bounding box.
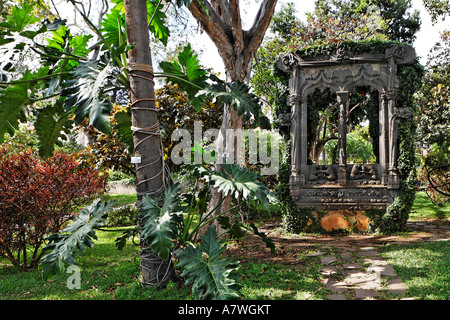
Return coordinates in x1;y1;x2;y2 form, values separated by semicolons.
1;191;448;300
103;194;137;207
380;241;450;300
0;230;138;300
0;229;325;300
0;229;193;300
238;258;327;300
410;192;450;220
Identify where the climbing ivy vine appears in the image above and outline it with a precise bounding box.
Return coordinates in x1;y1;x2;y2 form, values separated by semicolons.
272;40;424;233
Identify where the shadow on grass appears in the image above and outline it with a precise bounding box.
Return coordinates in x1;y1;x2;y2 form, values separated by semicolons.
237;257;328;300
380;241;450;300
410;192;450;220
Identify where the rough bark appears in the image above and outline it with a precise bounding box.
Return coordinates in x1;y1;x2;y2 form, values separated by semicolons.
124;0;171;287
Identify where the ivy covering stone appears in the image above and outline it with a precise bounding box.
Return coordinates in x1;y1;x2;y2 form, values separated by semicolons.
272;40;424;234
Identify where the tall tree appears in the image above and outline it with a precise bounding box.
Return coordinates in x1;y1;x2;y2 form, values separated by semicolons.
123;0;170;287
314;0;421;43
423;0;450;24
187;0;278;228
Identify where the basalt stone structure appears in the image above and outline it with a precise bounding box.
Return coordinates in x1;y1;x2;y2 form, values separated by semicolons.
276;45;416;212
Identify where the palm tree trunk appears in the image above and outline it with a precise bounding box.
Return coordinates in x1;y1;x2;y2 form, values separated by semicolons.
123;0;171;288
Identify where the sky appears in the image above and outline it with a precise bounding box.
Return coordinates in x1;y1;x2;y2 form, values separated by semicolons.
54;0;448;76
190;0;449;77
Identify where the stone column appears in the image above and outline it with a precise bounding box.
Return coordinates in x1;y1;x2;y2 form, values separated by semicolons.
379;90;389;185
336;91;349;185
386;89;400;189
299;94;308;185
289;94;304;188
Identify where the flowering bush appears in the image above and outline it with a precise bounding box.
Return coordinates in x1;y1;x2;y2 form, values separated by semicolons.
0;146;107;270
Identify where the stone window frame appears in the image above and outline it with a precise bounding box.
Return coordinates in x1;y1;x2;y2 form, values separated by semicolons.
276;45;416;208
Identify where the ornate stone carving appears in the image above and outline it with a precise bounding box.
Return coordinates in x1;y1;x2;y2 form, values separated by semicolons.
397;107;413;120
385;89;399;102
332;47;351;61
278;113;292;126
275;44;417;210
295;188;389;205
349;165;378;180
389;106;414;170
277;52;301;72
385;45;416;65
288;94;302;106
309;165;337;181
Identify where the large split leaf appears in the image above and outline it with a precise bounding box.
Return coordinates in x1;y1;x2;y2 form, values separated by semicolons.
199;80;270;129
112;107;134;153
99;7;127;50
63;54;121;135
147;0;170;46
0;2;40;33
39;199;114;280
44;25;92;70
174;226;241;300
138;183;183;261
159;43;208;110
0;67;50;143
111;0;170;46
199;164;277;207
35;102;72;158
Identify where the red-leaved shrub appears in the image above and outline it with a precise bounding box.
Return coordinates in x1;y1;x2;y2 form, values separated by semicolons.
0;146;108;270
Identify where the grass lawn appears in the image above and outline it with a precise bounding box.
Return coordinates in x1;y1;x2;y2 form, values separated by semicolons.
380;241;450;300
0;191;448;300
410;192;450;220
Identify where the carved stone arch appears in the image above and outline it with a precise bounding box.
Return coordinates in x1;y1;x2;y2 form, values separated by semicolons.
276;44;416;212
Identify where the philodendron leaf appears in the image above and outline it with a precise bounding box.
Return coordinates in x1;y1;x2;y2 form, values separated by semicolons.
110;0;170;46
0;67;50;143
0;2;40;33
113;107;134;153
63;54;121;135
35;102;72;158
174;226;241;300
159;43;208;110
39;199;114;280
202;164;277;207
138;183;183;261
199;80;264;126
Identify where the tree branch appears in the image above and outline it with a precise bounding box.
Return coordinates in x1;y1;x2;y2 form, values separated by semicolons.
229;0;244;55
210;0;232;25
188;0;234;61
245;0;278;59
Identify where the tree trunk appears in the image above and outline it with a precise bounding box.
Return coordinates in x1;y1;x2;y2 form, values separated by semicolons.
124;0;171;288
188;0;278;236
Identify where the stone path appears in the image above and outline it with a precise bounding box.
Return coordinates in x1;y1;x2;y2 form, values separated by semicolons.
256;218;450;300
319;245;408;300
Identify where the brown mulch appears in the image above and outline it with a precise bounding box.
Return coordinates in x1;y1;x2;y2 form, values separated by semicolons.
224;218;450;263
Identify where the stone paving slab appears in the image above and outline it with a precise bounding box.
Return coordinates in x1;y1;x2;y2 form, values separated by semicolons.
356;250;379;257
306;252;326;257
321;256;337;265
324;278;348;293
319;244;409;300
354;288;380;299
327;294;347;300
343;263;363;270
368;265;398;277
387;278;408;295
362;257;389;265
322;265;338;276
